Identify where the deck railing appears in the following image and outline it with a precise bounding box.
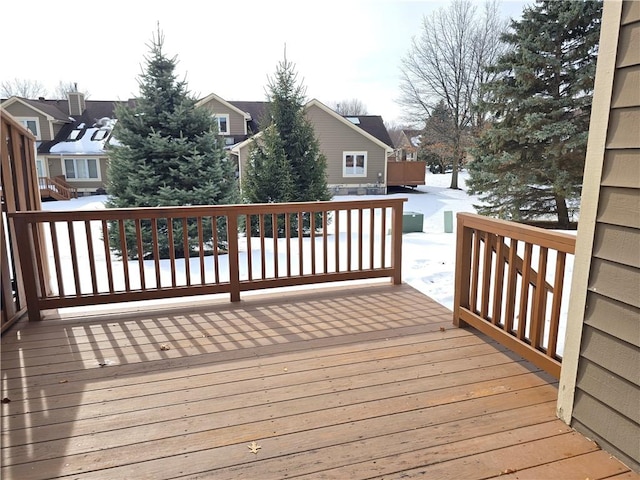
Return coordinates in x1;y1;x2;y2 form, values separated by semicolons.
10;198;406;321
453;213;576;379
38;176;78;200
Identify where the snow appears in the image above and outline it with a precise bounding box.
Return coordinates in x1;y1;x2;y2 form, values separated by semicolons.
50;118;118;154
41;170;574;353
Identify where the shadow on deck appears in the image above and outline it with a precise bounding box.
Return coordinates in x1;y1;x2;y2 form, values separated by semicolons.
1;283;635;479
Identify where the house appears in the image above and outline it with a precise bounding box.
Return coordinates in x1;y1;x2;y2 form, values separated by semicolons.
197;95;394;195
389;129;422;162
557;0;640;471
1;91;123;196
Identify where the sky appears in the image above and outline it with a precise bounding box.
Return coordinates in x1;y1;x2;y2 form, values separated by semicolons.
3;0;529;126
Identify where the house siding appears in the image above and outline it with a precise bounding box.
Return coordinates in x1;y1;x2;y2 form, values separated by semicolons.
46;156;109;194
570;1;640;471
2;103;51;140
305;104;386;194
198;98;246;137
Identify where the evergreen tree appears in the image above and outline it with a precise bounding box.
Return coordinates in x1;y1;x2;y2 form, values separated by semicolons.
467;0;602;228
106;28;238;258
242;57;330;236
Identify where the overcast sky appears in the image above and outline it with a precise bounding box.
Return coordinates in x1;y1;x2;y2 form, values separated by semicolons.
3;0;528;125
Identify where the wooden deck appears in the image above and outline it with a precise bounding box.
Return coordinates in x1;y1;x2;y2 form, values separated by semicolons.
1;283;636;480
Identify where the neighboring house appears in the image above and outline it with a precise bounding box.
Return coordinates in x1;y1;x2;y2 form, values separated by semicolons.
558;0;639;472
1;92;122;196
222;98;393;195
390;129;422;161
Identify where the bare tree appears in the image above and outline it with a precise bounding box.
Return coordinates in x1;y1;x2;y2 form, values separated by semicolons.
1;78;47;98
52;81;90;100
330;99;368;116
399;0;508;189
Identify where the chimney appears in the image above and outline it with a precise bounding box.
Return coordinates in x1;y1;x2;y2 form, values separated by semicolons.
67;84;86;116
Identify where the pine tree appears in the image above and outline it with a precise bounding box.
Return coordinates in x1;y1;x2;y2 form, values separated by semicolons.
242;57;330;236
106;28;238;258
467;0;602;228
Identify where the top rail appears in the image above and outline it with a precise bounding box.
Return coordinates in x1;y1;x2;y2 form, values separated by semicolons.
10;198;407;321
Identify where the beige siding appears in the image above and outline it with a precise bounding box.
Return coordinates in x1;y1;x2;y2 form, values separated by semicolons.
305;105;386;189
198;98;246;137
569;2;640;472
584;294;640;343
2;103;51;140
47;156;108;193
602;150;640;187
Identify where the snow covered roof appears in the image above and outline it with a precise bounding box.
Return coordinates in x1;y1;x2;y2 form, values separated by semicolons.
50;118;118;154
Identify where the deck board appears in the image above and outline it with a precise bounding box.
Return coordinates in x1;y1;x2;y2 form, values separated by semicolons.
1;283;636;479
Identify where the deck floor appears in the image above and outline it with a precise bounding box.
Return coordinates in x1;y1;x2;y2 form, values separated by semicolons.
1;283;636;480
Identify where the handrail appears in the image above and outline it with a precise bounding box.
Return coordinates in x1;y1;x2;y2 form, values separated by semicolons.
453;213;576;379
38;177;78;200
10;198;406;321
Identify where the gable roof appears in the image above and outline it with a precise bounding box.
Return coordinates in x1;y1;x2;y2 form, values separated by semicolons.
1;96;69;122
306;99;393;152
230;99;394;155
196;92;252;119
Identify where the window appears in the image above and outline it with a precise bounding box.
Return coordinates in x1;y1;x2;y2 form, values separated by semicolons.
17;117;40;139
214;114;230;135
64;158;99;180
343;151;367;177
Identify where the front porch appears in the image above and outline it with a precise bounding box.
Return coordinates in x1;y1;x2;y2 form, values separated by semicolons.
1;283;634;480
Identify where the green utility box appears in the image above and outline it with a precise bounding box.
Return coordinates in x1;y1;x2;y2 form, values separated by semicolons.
444;210;454;233
402;211;424;233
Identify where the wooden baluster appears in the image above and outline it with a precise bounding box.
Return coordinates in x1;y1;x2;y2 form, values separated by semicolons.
182;218;190;286
85;220;98;294
101;220;115;293
530;246;549;350
151;218;161;289
49;222;65;297
118;219;130;292
135;218;145;290
504;238;519;333
517;243;533;341
67;221;81;297
198;217;205;285
167;218;177;288
548;251;566;359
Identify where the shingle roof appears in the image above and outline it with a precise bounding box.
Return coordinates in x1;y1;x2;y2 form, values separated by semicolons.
350;116;393;148
229;101;269;134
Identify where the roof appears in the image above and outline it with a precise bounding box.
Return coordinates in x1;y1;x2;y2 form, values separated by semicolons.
229;101;268;134
348;115;393;148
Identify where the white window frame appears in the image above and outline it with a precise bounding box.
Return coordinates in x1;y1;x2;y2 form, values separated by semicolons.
16;117;41;140
214;114;230;135
64;158;101;181
343;151;367;177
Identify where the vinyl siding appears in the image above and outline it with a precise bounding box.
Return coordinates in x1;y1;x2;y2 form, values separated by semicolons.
571;1;640;471
305;104;386;188
47;156;109;192
3;103;51;140
198;98;246;137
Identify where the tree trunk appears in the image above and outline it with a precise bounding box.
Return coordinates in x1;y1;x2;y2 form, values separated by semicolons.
450;142;460;190
555;195;570;229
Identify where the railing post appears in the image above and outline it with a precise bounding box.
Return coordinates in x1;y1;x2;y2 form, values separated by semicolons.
453;213;472;327
391;201;403;285
10;214;42;321
226;213;241;302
